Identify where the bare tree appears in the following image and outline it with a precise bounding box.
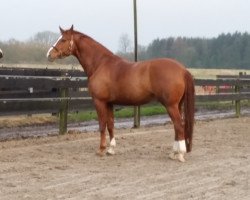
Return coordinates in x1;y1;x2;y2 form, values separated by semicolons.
29;31;60;47
118;33;132;53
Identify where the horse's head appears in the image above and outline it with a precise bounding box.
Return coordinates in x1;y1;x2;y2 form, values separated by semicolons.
0;48;3;59
47;25;74;62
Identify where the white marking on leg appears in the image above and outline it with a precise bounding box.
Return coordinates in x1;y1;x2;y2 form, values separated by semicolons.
173;141;178;152
169;140;186;162
178;140;186;153
107;138;116;155
110;138;116;147
173;140;186;153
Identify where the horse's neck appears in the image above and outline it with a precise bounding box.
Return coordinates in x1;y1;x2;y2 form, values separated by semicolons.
74;35;116;77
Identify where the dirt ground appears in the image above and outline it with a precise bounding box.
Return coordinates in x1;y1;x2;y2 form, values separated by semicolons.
0;117;249;200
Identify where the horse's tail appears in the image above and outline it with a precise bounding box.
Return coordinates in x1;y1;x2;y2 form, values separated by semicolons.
183;70;195;152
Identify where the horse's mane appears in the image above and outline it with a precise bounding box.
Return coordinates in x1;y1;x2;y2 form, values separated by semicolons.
73;30;115;56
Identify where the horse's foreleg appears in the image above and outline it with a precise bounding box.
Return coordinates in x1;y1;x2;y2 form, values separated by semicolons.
106;104;116;155
167;104;186;162
94;99;108;156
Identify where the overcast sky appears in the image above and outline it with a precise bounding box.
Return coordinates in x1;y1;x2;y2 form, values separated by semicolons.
1;0;250;52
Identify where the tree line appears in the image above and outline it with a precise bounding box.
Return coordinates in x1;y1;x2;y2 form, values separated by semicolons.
118;32;250;69
0;31;77;65
1;31;250;69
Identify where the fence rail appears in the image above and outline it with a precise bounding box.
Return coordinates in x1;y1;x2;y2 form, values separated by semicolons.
0;67;250;134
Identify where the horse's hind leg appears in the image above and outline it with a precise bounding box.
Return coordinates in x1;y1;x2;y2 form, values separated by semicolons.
166;104;186;162
107;104;116;155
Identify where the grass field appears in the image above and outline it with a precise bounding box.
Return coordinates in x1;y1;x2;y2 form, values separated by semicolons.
189;68;250;79
68;105;166;123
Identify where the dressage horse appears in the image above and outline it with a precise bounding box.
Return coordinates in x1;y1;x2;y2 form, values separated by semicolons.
0;48;3;58
47;26;195;162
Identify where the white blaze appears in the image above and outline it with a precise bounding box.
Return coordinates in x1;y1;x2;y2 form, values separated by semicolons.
46;35;62;57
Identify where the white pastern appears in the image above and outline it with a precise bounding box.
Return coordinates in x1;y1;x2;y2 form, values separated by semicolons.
110;138;116;147
173;141;178;152
170;140;186;162
107;138;116;155
173;140;186;153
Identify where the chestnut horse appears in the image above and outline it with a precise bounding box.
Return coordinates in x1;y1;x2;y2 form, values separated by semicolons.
47;26;195;162
0;48;3;58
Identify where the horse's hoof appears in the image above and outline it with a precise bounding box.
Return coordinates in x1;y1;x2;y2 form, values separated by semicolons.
107;148;115;155
96;150;106;157
169;152;177;160
178;153;186;162
106;138;116;156
169;152;186;162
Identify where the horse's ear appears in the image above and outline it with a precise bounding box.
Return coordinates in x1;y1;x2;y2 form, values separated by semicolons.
59;26;64;34
70;25;74;32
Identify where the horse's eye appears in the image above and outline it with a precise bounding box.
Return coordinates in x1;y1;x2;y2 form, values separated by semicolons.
61;39;66;43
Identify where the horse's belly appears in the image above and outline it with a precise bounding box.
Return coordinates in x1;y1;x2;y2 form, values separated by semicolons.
111;91;154;106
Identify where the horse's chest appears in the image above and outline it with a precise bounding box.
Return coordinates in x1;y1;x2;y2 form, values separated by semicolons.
88;80;113;100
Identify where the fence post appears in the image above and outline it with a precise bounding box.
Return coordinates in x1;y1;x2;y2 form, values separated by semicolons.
133;0;140;128
235;80;241;118
59;88;69;134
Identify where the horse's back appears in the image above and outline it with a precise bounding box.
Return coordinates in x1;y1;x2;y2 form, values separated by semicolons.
142;58;187;85
146;58;186;74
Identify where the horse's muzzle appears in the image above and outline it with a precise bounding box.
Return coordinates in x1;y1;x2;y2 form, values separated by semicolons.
47;55;55;62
